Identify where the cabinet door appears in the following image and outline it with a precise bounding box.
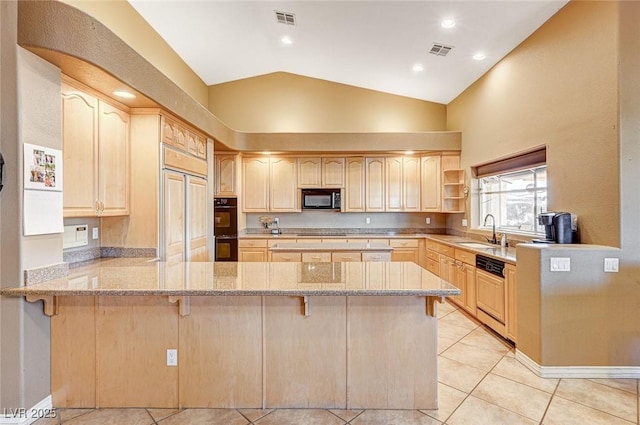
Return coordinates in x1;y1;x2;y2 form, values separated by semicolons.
345;158;365;212
322;157;345;187
243;158;269;211
421;156;441;211
270;157;299;211
238;248;267;262
403;157;421;211
460;264;477;315
297;157;322;187
385;157;403;211
98;101;130;216
215;155;236;196
62;85;99;217
164;171;186;262
505;264;517;342
187;176;208;262
365;158;385;211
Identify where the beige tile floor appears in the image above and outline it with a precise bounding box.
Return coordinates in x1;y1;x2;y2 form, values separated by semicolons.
34;301;639;425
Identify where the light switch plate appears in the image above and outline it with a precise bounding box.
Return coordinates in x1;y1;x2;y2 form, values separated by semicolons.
92;227;99;240
426;217;431;224
550;257;571;272
604;258;619;272
462;219;468;227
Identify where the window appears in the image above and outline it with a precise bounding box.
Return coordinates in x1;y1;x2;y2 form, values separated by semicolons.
478;166;547;234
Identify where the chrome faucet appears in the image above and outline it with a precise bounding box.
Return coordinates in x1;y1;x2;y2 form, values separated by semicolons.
483;214;497;244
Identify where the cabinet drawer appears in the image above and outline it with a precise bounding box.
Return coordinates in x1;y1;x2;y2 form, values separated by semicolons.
268;239;295;247
302;252;331;262
331;252;362;262
271;252;302;262
390;239;419;248
438;244;455;257
425;258;440;276
455;249;476;265
425;250;440;262
362;252;391;262
367;239;390;244
238;239;268;248
425;240;440;251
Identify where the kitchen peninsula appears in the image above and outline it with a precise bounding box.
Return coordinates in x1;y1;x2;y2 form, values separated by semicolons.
1;259;459;410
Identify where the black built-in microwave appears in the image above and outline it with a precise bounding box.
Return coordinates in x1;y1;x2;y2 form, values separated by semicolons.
301;189;341;210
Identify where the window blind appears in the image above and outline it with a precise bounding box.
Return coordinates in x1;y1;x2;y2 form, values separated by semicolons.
473;146;546;178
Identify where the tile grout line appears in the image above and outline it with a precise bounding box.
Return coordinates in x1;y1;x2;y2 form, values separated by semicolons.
537;374;562;424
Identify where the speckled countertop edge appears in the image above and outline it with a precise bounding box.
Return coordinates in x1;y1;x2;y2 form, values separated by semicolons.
269;242;394;252
425;234;517;264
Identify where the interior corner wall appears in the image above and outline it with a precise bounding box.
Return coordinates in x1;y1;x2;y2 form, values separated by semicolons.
208;72;447;133
59;0;209;107
446;1;619;247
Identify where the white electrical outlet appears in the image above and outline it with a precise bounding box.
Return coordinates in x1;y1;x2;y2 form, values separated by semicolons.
425;217;431;225
92;227;99;240
274;217;279;225
604;258;619;272
462;219;468;227
366;217;371;224
167;349;178;366
550;257;571;272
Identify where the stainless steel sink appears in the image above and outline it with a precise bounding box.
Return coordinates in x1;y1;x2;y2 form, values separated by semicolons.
457;242;495;249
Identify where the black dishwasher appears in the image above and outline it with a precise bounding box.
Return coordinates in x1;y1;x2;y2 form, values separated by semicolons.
476;255;505;278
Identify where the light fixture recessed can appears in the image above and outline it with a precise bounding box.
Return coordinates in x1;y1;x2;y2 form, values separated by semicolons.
281;36;293;45
441;19;456;29
113;90;136;99
473;53;486;60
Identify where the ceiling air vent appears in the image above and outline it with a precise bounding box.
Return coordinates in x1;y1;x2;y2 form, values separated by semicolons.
429;43;454;57
275;10;296;26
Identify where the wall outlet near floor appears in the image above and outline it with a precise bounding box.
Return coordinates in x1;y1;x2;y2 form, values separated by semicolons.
92;227;99;240
550;257;571;272
461;219;468;227
167;349;178;366
604;258;619;272
425;217;431;224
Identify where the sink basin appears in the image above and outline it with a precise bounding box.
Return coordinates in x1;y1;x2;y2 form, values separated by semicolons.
457;242;495;249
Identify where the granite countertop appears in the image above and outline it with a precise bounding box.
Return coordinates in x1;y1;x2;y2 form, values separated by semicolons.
239;233;429;239
269;242;394;252
0;259;459;298
426;235;517;264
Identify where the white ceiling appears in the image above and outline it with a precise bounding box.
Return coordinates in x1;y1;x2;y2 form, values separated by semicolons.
129;0;568;105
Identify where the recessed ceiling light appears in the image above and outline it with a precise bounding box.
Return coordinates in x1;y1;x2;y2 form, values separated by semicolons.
113;90;135;99
441;19;456;29
281;36;293;45
473;53;486;61
404;150;415;155
412;64;424;72
262;151;271;155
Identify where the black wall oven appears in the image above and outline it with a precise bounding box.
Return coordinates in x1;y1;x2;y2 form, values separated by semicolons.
214;197;238;261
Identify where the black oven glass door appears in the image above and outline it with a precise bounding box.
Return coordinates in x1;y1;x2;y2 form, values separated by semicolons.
215;237;238;262
214;198;238;237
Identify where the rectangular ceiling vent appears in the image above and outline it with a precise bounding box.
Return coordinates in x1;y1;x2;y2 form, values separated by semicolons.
429;43;454;57
275;10;296;26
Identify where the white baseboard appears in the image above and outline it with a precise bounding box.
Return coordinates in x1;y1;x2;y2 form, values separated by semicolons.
0;395;53;425
515;350;640;379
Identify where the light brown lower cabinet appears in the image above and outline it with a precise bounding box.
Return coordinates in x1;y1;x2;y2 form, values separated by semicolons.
238;239;268;262
505;264;517;343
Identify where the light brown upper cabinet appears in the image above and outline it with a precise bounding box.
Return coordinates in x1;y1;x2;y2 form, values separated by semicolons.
62;81;130;217
385;157;421;212
215;154;237;196
421;155;441;212
345;158;366;212
297;157;345;188
243;157;299;212
163;116;206;160
365;158;385;212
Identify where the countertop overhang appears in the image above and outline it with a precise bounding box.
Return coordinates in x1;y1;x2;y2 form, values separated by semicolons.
0;259;459;298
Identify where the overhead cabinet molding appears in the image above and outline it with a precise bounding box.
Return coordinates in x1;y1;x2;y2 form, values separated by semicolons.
62;79;130;217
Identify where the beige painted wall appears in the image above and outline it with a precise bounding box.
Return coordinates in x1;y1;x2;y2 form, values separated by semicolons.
208;72;447;133
60;0;208;106
447;1;619;247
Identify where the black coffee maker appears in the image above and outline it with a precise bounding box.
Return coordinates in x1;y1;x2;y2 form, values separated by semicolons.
533;212;575;244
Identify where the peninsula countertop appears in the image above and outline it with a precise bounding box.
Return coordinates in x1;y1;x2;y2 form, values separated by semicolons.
0;259;460;298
